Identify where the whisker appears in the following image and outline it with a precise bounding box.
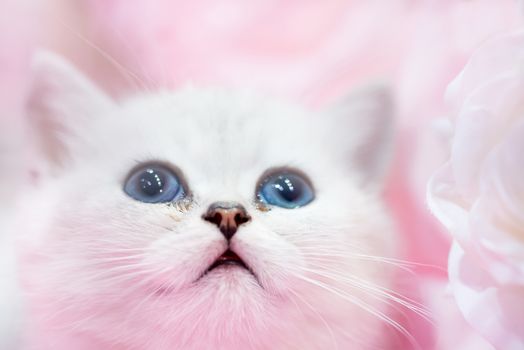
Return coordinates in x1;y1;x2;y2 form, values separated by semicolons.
288;271;421;350
296;265;433;322
286;288;340;350
52;15;153;93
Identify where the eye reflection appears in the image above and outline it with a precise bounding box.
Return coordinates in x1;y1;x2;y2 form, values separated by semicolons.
124;164;185;203
139;169;165;195
256;170;314;209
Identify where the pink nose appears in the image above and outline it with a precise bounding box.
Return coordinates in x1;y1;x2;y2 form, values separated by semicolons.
202;202;251;240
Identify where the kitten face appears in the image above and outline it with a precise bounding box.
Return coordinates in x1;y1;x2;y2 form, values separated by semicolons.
18;53;398;350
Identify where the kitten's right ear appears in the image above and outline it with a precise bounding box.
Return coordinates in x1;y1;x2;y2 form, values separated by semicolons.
27;51;112;170
323;84;395;190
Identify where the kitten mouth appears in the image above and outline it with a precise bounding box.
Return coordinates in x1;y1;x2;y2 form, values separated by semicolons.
197;249;260;286
207;249;248;272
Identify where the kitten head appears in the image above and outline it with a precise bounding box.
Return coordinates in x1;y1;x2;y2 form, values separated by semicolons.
19;52;398;349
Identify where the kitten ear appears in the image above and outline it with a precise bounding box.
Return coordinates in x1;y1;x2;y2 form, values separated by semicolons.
27;51;112;169
325;84;395;188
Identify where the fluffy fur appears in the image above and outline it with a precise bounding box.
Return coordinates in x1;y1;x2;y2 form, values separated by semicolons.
15;53;400;350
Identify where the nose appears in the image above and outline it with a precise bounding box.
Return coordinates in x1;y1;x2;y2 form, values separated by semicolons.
202;202;251;240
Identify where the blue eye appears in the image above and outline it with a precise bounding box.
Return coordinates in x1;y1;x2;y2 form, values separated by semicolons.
124;164;185;203
257;171;314;209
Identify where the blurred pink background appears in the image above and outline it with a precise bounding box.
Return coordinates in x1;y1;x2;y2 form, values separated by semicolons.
1;1;523;348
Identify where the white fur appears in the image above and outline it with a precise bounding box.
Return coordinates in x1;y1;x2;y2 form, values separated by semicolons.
13;52;399;350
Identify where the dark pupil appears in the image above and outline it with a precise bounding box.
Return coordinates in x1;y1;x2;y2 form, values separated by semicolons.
138;169;165;197
272;175;303;202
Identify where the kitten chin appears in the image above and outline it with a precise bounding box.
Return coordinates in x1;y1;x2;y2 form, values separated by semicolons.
14;52;405;350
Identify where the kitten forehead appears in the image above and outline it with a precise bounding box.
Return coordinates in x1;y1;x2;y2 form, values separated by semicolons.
117;87;314;149
89;87;326;179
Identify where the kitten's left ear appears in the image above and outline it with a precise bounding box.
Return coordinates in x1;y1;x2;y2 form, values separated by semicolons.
27;51;113;169
324;84;395;189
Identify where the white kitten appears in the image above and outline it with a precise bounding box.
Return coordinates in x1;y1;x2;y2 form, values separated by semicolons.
12;52;400;350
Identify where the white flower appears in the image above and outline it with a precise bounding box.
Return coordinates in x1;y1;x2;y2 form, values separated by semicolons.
428;31;524;350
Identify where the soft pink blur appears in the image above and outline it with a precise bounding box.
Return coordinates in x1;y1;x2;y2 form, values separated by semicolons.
2;1;523;348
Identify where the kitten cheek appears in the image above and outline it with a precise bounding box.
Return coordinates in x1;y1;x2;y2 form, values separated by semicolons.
231;228;305;295
142;235;227;290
